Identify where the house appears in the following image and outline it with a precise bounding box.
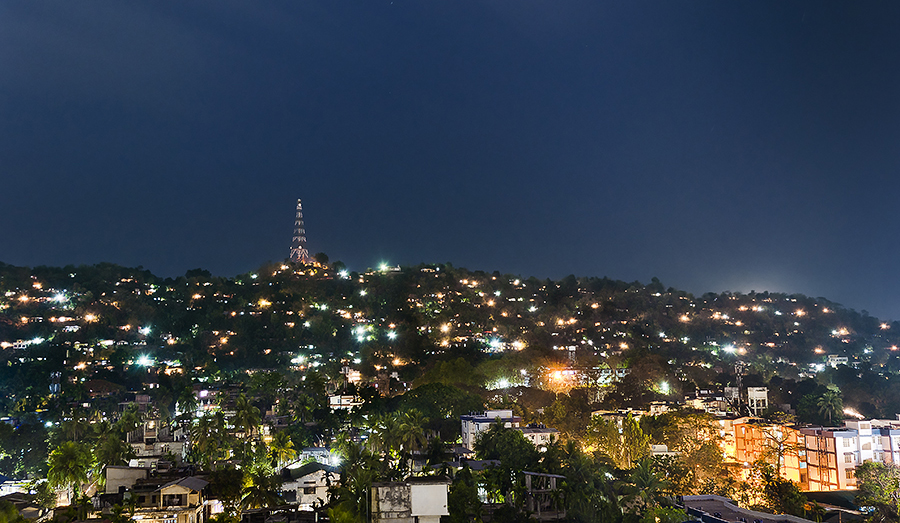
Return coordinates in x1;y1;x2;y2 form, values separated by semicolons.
460;410;521;450
281;462;337;510
130;476;209;523
128;418;187;463
518;424;559;451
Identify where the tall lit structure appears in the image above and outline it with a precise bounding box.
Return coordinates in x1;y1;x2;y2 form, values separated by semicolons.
289;199;311;264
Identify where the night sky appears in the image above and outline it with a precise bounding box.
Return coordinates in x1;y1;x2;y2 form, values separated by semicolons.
3;2;900;319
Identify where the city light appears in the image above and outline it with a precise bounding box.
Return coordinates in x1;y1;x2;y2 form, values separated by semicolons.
387;331;397;340
137;355;154;367
660;381;670;394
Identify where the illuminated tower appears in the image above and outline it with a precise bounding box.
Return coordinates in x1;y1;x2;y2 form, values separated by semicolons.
289;199;311;264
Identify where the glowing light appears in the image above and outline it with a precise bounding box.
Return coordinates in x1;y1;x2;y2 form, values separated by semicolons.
619;342;628;349
660;381;670;394
843;407;865;419
881;323;890;330
440;324;450;333
360;290;367;296
53;294;66;303
723;344;736;354
17;296;28;302
387;331;397;340
379;263;388;271
679;315;690;322
220;336;229;344
139;326;151;336
339;270;349;278
795;309;806;317
529;306;538;312
137;355;154;367
814;347;825;354
258;299;271;308
84;314;97;322
303;321;311;327
167;338;177;345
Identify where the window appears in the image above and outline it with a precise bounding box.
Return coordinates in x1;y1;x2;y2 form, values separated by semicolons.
846;469;854;479
844;438;852;447
303;487;316;495
844;453;853;464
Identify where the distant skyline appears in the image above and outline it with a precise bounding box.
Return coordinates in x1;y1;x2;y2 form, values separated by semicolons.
3;2;900;319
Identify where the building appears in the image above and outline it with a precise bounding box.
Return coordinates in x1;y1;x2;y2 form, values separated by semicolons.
799;419;900;491
747;387;769;417
281;462;337;510
518;424;559;451
370;477;450;523
130;476;209;523
732;418;802;483
127;418;187;463
460;410;521;451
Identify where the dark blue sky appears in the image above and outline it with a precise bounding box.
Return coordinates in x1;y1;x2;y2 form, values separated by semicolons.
3;2;900;319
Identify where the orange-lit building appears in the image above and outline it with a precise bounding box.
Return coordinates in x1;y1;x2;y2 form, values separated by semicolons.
732;418;802;484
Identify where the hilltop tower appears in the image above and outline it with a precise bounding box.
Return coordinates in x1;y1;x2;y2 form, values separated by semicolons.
289;199;311;264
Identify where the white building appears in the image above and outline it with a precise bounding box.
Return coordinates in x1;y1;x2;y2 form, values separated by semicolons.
800;419;900;491
518;424;559;451
371;477;450;523
460;410;521;451
281;462;337;510
747;387;768;416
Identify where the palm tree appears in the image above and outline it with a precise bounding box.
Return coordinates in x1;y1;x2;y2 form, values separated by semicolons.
817;386;843;425
242;445;283;509
397;410;426;472
233;394;261;441
620;458;669;515
176;386;198;421
48;441;93;505
94;431;137;483
191;412;229;469
367;412;402;460
269;431;296;469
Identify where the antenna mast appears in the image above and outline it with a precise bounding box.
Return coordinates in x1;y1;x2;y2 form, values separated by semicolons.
289;199;311;264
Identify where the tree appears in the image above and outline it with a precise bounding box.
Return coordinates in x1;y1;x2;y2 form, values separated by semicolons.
94;431;137;482
855;461;900;523
48;441;93;504
448;464;482;523
756;462;806;517
242;446;283;509
397;410;426;471
269;430;296;469
620;458;670;516
474;423;539;505
191;412;230;469
233;394;261;440
816;385;843;425
584;413;648;469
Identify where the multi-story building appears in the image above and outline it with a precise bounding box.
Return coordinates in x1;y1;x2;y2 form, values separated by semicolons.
519;424;559;451
799;419;900;491
732;418;802;483
460;410;521;450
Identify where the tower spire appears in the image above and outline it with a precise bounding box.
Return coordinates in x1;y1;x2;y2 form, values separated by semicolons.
289;199;311;264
